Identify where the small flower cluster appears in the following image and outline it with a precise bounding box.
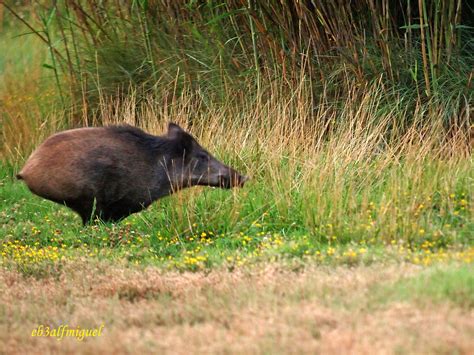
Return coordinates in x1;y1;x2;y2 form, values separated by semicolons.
1;240;66;265
410;246;474;265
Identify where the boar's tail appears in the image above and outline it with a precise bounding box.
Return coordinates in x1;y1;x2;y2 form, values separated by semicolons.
16;173;23;180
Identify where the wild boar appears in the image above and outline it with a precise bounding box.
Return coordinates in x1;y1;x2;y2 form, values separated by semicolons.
17;123;248;224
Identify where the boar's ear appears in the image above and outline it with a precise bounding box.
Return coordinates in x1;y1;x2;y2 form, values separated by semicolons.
167;122;194;155
167;122;184;136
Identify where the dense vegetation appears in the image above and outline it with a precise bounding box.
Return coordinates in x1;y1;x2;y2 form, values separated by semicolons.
0;2;472;352
2;1;473;123
0;1;472;274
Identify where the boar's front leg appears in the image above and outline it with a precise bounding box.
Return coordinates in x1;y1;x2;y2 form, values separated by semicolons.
98;198;148;222
64;197;97;225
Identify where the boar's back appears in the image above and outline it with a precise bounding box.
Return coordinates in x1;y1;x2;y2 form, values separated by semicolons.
18;126;166;206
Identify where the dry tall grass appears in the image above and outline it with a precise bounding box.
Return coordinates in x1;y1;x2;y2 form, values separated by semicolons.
0;4;472;353
4;75;471;242
0;3;471;247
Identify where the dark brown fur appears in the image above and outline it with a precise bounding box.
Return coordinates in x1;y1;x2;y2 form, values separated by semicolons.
18;124;247;224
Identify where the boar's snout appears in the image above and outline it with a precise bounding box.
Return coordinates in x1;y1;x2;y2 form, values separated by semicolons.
217;170;249;189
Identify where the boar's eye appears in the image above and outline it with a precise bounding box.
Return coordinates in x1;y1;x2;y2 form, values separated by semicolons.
196;152;209;161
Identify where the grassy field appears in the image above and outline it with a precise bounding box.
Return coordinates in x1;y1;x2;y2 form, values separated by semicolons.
1;1;473;353
1;261;473;354
1;109;472;352
2;109;472;274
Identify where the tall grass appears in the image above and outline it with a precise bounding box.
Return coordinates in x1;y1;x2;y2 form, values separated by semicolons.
0;13;62;163
77;77;471;244
0;2;472;259
2;0;473;128
3;75;471;249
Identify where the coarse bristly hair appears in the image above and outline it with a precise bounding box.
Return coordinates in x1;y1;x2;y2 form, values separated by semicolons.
106;125;194;157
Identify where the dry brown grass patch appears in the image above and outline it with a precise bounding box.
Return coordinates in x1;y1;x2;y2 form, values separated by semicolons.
1;260;472;354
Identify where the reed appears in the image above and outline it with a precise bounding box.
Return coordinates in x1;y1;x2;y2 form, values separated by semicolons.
2;1;472;127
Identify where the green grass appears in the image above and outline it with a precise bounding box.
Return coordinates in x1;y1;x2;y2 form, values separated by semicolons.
375;265;474;308
1;157;472;277
0;5;473;353
0;4;472;278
